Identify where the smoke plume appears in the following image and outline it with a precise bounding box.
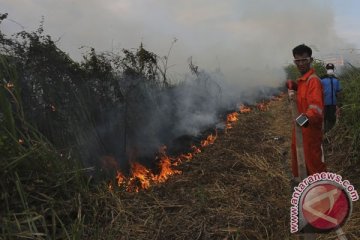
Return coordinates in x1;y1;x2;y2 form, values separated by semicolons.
1;0;357;170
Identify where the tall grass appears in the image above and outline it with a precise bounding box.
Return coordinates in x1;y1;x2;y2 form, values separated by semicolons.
338;64;360;156
0;55;90;239
283;59;326;80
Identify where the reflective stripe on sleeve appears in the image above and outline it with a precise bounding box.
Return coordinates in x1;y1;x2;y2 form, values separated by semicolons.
308;104;323;115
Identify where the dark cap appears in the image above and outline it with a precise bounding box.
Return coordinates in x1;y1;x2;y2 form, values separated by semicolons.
326;63;335;70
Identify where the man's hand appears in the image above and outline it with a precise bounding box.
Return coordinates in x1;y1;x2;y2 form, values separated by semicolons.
286;80;297;100
286;80;298;91
288;89;295;100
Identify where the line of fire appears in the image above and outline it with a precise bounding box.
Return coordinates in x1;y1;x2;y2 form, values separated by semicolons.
105;94;285;192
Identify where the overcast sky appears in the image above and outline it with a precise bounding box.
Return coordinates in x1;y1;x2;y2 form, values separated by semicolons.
1;0;360;86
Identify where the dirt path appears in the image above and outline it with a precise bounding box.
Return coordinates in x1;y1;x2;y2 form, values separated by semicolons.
89;97;359;240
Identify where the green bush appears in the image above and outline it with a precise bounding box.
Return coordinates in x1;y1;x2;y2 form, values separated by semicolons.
338;64;360;155
0;14;218;239
0;54;90;239
284;59;326;80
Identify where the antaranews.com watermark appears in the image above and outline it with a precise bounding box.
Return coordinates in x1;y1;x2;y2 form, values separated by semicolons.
290;172;359;234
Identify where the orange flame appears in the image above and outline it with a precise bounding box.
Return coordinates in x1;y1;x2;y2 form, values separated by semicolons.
225;112;240;131
239;104;251;113
127;162;153;192
256;102;268;111
226;112;239;122
200;131;217;147
110;131;218;192
112;145;188;192
116;171;126;186
155;157;181;183
191;145;201;154
173;157;182;166
6;83;14;89
180;152;193;161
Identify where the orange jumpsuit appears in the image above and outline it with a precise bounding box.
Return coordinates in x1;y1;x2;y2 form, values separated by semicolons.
291;68;326;177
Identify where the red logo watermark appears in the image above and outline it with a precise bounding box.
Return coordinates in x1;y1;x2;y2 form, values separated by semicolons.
301;182;350;231
290;172;358;234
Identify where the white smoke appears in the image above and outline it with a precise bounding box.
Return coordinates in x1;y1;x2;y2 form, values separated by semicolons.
1;0;357;87
2;0;358;164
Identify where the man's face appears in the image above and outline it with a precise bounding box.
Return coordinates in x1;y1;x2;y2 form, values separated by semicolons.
293;53;312;75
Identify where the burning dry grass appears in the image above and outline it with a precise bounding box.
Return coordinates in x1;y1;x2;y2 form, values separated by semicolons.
84;96;360;240
84;98;295;239
111;138;215;193
110;99;272;193
6;94;357;239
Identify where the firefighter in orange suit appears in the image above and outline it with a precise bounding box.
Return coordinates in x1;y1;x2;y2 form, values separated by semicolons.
287;44;326;178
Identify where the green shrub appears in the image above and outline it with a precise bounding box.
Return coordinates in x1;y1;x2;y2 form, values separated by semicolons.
0;54;89;240
284;59;326;80
338;64;360;155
